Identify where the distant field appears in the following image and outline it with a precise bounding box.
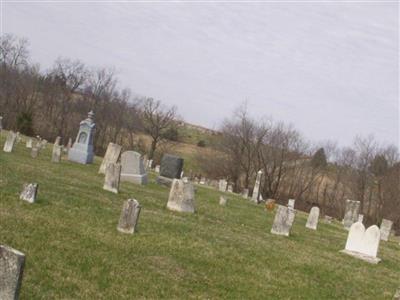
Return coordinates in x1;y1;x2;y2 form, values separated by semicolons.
1;131;399;299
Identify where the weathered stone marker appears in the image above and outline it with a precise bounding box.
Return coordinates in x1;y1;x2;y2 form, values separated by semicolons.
156;154;184;186
103;163;121;193
341;222;381;264
271;205;296;236
251;170;263;203
3;131;17;153
31;145;39;158
0;245;25;300
117;199;141;234
218;179;227;192
68;111;96;164
306;206;320;230
167;179;195;213
287;199;295;209
242;188;249;199
380;219;393;241
120;151;147;185
51;139;62;163
343;199;360;229
26;139;33;149
20;183;38;203
99;142;122;174
219;196;227;206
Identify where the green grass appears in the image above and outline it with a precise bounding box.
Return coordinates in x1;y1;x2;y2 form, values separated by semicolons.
1;131;399;299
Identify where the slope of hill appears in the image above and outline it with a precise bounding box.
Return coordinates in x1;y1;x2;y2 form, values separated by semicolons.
1;132;399;299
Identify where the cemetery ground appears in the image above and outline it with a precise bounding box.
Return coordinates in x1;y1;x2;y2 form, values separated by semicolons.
1;132;400;299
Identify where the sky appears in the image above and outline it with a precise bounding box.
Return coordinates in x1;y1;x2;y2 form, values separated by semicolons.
1;1;399;147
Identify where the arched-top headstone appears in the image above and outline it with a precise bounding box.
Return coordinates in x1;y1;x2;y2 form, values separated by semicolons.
306;206;320;230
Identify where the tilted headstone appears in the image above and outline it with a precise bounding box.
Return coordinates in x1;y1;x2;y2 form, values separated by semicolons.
120;151;147;185
358;214;364;223
341;222;381;264
103;163;121;193
3;131;17;153
380;219;393;241
271;205;296;236
288;199;295;209
167;179;195;213
251;170;263;203
0;245;25;300
219;196;227;206
306;206;320;230
26;138;33;149
117;199;141;234
99;142;122;174
68;111;96;164
157;154;184;186
20;183;38;203
343;199;360;229
227;184;233;193
218;179;227;192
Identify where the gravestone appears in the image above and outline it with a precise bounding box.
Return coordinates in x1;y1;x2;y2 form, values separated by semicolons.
227;184;233;193
265;199;276;211
157;154;184;186
20;183;38;203
343;199;360;229
219;196;227;206
306;206;320;230
51;143;62;163
341;222;381;264
117;199;141;234
147;159;153;170
31;145;39;158
103;163;121;193
199;177;206;185
380;219;393;241
68;111;96;164
99;142;122;174
0;245;25;300
120;151;147;185
271;205;296;236
358;214;364;223
242;188;249;199
15;132;21;143
3;131;17;153
40;139;47;149
288;199;295;209
26;138;33;148
155;165;160;173
219;179;227;192
66;138;72;154
167;179;195;213
251;170;263;203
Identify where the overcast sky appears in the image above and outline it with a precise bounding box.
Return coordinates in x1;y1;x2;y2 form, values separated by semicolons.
2;1;399;147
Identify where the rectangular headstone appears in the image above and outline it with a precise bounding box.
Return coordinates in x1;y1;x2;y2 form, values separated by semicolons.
288;199;295;209
167;179;195;213
26;139;33;149
306;207;320;230
20;183;38;203
103;163;121;193
271;205;296;236
218;179;227;192
159;154;184;179
120;151;147;185
117;199;141;234
0;245;25;300
99;143;122;174
380;219;393;241
51;145;62;163
3;131;17;153
343;199;360;229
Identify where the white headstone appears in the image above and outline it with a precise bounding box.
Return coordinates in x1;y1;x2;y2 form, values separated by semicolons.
167;179;195;213
155;165;160;173
342;222;381;264
3;131;17;153
200;177;206;185
251;170;263;203
117;199;141;234
218;179;227;192
306;207;320;230
380;219;393;241
20;183;38;203
271;205;296;236
0;245;25;300
219;196;227;206
227;184;233;193
120;151;147;185
99;143;122;174
357;214;364;223
103;163;121;193
288;199;295;209
26;138;33;148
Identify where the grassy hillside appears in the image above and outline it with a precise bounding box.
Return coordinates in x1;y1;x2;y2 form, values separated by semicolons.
1;131;399;299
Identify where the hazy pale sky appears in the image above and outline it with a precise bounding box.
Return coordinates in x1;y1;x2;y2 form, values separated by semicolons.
2;1;399;146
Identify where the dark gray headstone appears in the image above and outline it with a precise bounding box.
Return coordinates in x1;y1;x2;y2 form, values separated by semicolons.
0;245;25;300
159;154;184;179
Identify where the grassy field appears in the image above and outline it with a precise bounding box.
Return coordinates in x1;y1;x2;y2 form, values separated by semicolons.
1;131;399;299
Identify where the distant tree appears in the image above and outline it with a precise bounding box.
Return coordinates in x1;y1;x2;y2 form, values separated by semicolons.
311;148;327;169
197;140;206;147
141;98;177;159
